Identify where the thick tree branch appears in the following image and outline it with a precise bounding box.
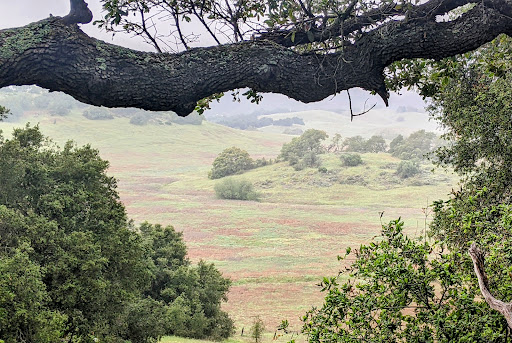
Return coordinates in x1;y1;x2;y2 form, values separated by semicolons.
469;243;512;329
62;0;93;25
0;0;511;115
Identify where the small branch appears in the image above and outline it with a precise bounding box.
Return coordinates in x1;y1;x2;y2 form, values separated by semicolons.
297;0;316;19
62;0;93;25
469;243;512;329
139;8;163;53
348;91;376;122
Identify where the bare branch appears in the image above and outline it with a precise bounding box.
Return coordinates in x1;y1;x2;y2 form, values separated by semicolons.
139;7;163;53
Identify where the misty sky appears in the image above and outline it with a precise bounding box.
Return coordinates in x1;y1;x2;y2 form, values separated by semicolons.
0;1;428;115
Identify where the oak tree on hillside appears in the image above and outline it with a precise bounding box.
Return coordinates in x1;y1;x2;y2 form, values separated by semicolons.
0;0;511;115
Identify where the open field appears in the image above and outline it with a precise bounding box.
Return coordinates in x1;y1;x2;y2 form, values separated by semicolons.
0;108;457;339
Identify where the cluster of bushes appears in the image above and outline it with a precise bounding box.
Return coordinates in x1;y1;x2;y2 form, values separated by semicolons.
343;135;387;153
279;129;328;170
209;147;271;179
389;130;437;160
0;126;234;343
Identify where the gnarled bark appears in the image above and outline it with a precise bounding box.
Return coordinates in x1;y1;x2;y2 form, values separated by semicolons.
469;243;512;329
0;0;511;115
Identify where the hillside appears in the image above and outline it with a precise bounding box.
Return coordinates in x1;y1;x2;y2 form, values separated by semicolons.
258;108;441;138
0;98;457;337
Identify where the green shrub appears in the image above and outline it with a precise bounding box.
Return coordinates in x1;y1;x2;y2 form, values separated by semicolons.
214;178;259;200
396;160;420;178
340;153;363;167
209;147;255;179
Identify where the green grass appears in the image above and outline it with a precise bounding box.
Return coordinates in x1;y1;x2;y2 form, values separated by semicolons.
0;107;458;335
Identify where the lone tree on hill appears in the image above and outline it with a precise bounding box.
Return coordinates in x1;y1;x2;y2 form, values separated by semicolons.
0;0;511;116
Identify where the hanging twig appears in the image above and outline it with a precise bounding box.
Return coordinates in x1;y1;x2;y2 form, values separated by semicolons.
347;90;376;122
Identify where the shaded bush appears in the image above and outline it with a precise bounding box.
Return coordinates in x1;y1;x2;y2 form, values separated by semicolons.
214;178;259;200
396;160;421;178
340;153;363;167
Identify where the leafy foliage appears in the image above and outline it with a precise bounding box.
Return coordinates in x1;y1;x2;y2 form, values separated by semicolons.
303;219;509;342
214;178;259;201
343;135;386;153
209;146;255;179
279;129;328;170
0;125;233;342
389;130;437;160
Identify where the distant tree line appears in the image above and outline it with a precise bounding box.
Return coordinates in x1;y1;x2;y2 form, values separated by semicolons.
0;126;234;343
207;111;304;130
0;87;204;126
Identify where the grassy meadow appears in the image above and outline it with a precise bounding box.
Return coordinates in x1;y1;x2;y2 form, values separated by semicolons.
0;105;457;341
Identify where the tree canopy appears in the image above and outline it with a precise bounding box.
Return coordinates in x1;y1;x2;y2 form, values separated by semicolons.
0;0;511;115
0;125;234;342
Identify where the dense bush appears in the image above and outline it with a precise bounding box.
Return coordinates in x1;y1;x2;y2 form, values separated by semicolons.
395;160;421;178
214;178;259;200
0;125;234;342
209;147;255;179
340;153;363;166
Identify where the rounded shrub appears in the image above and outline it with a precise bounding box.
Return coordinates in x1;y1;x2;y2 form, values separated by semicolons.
208;147;254;179
340;153;363;167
